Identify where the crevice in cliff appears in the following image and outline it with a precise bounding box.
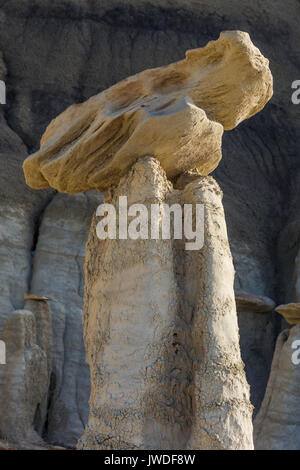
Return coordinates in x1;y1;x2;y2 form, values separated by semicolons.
28;192;57;293
42;371;56;442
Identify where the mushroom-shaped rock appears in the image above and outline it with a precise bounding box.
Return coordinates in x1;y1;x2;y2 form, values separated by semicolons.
235;293;276;313
275;303;300;325
23;31;272;193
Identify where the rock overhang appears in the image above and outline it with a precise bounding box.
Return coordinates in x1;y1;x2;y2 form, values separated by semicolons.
23;30;273;194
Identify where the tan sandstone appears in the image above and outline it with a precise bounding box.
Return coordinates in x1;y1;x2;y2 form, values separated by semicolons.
275;303;300;325
20;30;272;450
23;31;272;193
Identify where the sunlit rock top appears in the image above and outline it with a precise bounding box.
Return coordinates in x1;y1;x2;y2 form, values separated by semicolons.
275;303;300;325
23;31;273;193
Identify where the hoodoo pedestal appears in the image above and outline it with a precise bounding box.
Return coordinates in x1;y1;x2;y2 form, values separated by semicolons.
21;30;273;450
78;157;253;450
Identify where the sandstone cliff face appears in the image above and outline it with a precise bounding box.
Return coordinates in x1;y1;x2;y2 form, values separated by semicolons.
79;157;253;450
0;0;299;448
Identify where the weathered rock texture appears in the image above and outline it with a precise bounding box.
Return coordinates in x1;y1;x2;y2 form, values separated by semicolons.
235;293;275;313
235;293;277;415
28;191;102;447
23;31;272;193
23;298;53;436
0;0;300;448
0;300;52;444
275;303;300;325
254;325;300;450
21;25;271;450
78;156;253;450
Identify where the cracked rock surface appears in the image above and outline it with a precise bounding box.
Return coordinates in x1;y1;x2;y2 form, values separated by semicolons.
0;0;300;448
79;157;253;450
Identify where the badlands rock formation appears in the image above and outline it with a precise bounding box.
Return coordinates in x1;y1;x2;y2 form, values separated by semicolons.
1;0;299;449
254;325;300;450
235;293;277;414
28;191;101;446
0;298;52;444
22;31;272;450
23;31;272;193
23;297;53;436
79;157;253;450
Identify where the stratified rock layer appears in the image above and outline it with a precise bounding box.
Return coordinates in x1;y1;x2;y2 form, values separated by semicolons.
79;156;253;450
254;325;300;450
28;191;101;447
23;31;272;193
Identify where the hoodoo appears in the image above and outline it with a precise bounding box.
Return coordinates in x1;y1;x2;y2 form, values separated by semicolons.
22;31;273;450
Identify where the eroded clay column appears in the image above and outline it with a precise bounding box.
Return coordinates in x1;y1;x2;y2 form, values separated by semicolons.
77;157;253;449
21;30;273;450
179;176;254;450
0;294;53;444
80;157;177;449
